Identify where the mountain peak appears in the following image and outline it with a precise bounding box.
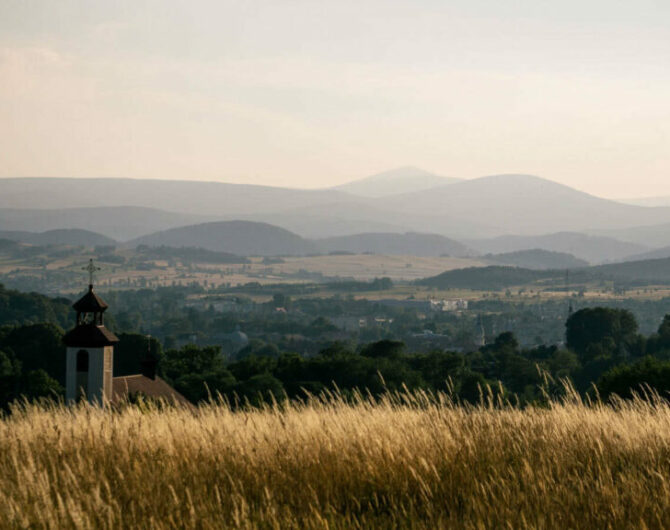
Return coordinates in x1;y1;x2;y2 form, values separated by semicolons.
477;174;561;186
334;167;461;198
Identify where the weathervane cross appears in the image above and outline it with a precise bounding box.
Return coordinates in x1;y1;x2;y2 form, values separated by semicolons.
83;258;101;287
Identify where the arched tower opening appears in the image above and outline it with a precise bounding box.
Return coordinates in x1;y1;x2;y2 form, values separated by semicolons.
76;349;89;399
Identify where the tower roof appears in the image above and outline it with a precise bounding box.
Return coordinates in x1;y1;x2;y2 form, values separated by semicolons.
73;285;109;313
63;323;119;347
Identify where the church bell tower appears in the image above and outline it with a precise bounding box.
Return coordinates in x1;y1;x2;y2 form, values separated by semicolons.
63;259;119;404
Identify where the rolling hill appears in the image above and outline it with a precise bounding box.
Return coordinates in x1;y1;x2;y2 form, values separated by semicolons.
590;257;670;284
618;196;670;208
618;246;670;263
313;232;473;257
483;249;588;270
0;178;355;217
382;174;670;237
0;229;116;247
418;266;556;290
3;174;670;242
590;223;670;249
419;257;670;290
252;200;495;239
128;221;317;256
466;231;648;264
334;166;461;197
0;206;210;241
223;211;410;239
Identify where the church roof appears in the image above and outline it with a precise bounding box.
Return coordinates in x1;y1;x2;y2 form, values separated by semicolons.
112;375;193;408
63;323;119;347
73;286;109;313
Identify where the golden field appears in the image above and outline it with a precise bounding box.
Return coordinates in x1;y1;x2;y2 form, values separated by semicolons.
2;390;670;529
0;252;485;290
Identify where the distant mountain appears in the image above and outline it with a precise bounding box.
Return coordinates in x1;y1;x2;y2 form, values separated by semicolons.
334;166;461;197
0;239;20;252
618;196;670;208
5;174;670;242
382;174;670;237
256;200;495;239
129;221;317;256
590;223;670;249
0;206;210;241
313;232;473;257
0;178;354;217
466;231;648;264
619;246;670;262
225;212;410;239
484;249;588;270
0;229;115;247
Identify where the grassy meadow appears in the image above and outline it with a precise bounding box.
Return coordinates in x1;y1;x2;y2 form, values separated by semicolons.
3;390;670;528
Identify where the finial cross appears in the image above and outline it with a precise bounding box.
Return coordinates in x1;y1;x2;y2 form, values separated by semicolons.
83;259;101;287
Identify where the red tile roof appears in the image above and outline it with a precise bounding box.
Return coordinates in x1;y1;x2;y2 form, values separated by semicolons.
112;375;193;408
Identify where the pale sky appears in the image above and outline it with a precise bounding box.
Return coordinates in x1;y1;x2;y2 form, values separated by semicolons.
0;0;668;198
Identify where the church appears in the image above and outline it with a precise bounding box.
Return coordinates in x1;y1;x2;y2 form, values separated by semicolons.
62;259;190;406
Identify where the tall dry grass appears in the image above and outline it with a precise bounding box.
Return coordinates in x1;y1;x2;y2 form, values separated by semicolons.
2;389;670;529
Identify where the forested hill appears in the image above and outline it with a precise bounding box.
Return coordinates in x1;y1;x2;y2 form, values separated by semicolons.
418;266;556;290
484;249;588;270
0;229;115;247
129;221;317;256
0;283;71;328
466;231;647;264
314;232;472;257
419;257;670;290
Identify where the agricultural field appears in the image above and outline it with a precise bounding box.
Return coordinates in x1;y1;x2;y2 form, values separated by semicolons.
246;254;484;281
0;249;485;293
3;391;670;529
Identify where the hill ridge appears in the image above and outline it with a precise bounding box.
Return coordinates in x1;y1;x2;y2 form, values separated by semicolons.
129;220;317;256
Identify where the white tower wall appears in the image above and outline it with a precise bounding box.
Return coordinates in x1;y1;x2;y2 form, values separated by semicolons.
66;346;114;404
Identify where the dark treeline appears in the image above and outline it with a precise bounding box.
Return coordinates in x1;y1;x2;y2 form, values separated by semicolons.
153;308;670;406
420;260;670;290
3;281;670;408
134;245;250;264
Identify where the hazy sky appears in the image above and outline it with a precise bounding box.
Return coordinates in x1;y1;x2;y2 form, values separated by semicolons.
0;0;668;198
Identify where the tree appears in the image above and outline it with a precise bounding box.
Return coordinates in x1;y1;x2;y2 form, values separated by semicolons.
566;308;639;362
114;333;163;377
360;340;406;359
174;369;236;403
162;345;224;382
0;323;65;384
547;348;580;379
410;351;464;391
271;293;290;308
228;355;278;381
22;369;63;400
236;340;280;359
646;314;670;354
459;371;488;404
0;350;20;406
236;373;285;406
306;317;338;336
598;357;670;400
319;341;354;358
492;332;519;352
